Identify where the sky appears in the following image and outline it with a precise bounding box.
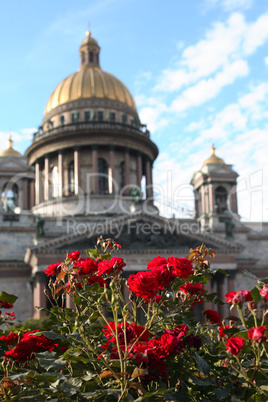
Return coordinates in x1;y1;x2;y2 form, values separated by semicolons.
0;0;267;223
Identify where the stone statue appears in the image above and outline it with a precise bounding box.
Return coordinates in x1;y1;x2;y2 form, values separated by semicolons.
224;216;234;238
35;215;45;237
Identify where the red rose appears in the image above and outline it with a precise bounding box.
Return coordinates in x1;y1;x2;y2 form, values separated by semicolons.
128;271;159;301
248;326;267;343
260;285;268;301
166;324;188;339
0;332;19;345
147;256;167;271
98;257;126;276
225;290;252;305
0;301;13;309
74;258;98;275
167;257;193;279
44;262;61;277
129;323;150;341
180;282;205;304
87;275;107;288
5;312;15;320
219;325;231;339
68;251;80;261
204;309;222;325
149;265;176;289
226;336;245;356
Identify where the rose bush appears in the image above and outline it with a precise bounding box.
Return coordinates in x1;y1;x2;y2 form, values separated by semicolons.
0;238;268;401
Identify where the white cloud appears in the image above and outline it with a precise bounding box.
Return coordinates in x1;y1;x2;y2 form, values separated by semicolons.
239;83;268;120
170;60;249;112
0;129;34;154
243;13;268;55
205;0;254;11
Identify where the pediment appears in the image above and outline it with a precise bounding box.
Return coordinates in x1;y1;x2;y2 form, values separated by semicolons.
0;157;28;172
27;212;244;257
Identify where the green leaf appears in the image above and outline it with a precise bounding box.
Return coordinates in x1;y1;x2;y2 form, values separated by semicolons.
73;296;82;305
32;331;65;340
251;286;261;303
0;291;18;304
99;252;112;260
234;331;248;340
86;248;99;259
243;270;259;281
193;353;211;375
191;375;212;386
214;268;229;277
214;385;232;400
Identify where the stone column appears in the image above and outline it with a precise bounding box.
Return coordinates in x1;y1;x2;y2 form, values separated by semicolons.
92;146;98;193
58;151;64;198
22;179;28;210
231;185;238;213
74;148;80;195
33;273;47;319
109;146;115;193
35;162;40;205
30;179;35;209
209;184;214;213
137;152;142;188
145;157;152;198
217;275;226;318
124;148;130;194
44;156;49;201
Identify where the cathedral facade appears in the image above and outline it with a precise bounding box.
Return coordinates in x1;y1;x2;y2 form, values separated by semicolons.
1;32;267;321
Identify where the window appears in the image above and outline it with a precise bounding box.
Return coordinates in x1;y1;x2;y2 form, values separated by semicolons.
110;112;116;122
98;158;108;194
52;166;59;198
60;115;65;125
122;114;127;124
1;183;18;212
98;111;103;121
215;186;227;214
82;52;86;64
71;112;80;123
119;161;125;190
85;111;90;122
89;51;94;62
68;161;75;195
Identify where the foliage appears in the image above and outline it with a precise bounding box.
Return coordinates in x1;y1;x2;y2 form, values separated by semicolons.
1;238;268;401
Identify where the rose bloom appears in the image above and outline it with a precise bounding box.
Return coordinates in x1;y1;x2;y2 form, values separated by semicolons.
0;332;19;345
147;256;167;271
167;257;193;279
5;312;15;320
128;271;159;301
68;251;80;261
204;309;222;325
180;282;205;304
98;257;126;276
248;326;267;343
74;258;98;275
225;290;252;305
87;275;107;288
219;325;231;339
44;262;61;277
226;336;245;356
0;301;13;309
260;285;268;301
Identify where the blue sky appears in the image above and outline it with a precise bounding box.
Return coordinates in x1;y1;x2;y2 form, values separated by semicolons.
0;0;267;222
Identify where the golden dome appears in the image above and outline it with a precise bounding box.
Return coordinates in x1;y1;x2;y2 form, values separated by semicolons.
45;68;137;114
0;136;22;158
44;32;137;115
202;145;225;167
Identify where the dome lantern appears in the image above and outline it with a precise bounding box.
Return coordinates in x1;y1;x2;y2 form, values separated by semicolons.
79;31;100;70
0;135;22;158
202;144;225;167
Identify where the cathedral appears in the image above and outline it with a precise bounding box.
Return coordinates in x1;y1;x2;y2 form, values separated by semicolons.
0;32;267;321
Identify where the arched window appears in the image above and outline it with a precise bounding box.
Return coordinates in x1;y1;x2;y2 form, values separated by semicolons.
98;158;108;194
1;183;18;212
52;166;59;198
215;186;227;214
119;161;125;191
89;51;94;62
68;161;75;195
82;51;86;64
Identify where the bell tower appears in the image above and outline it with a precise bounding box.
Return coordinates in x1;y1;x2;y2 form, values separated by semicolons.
191;145;239;232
